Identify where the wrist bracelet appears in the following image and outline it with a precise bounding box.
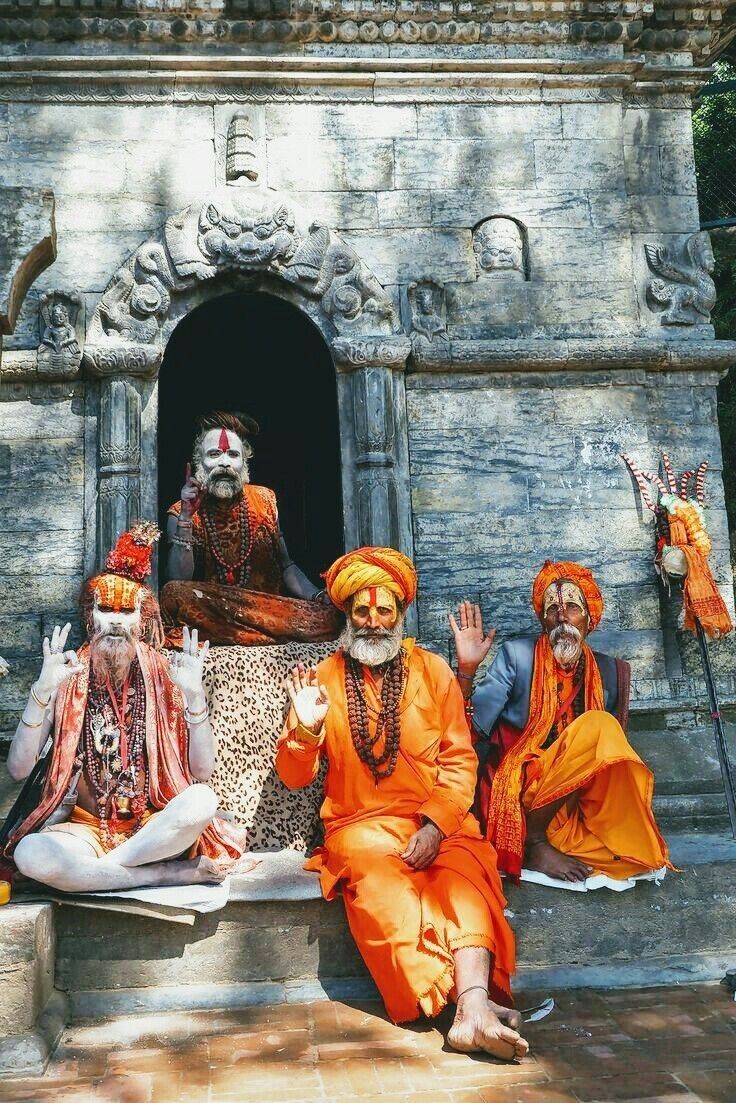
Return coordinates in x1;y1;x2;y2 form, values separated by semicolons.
31;685;51;709
177;517;193;527
186;701;208;719
456;670;475;683
295;720;323;746
21;712;44;728
171;536;194;549
185;709;210;726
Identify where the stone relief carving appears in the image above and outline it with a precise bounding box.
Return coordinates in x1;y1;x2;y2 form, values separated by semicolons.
408;279;447;342
226;112;260;183
644;232;717;325
197;199;298;272
83;188;400;377
37;291;83;376
473;217;528;281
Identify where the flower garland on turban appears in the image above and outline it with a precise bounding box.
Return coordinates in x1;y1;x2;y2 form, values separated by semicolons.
323;546;417;611
531;560;604;631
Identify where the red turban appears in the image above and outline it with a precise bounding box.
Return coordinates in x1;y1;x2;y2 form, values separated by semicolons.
532;561;605;631
323;547;417;612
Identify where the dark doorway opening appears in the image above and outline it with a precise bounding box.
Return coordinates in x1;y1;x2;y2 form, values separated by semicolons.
157;291;344;586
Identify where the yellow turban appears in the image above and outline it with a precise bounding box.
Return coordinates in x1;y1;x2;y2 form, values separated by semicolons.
323;546;418;611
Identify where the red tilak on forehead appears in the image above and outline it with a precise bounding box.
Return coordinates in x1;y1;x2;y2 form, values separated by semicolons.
555;581;565;607
368;586;377;606
218;428;230;451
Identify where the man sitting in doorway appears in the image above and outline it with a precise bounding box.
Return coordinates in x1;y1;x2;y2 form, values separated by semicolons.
5;525;245;893
160;411;342;647
276;546;527;1060
451;561;671;885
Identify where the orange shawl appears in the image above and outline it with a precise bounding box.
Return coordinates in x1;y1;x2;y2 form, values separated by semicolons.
486;635;604;879
668;518;733;639
5;643;244;863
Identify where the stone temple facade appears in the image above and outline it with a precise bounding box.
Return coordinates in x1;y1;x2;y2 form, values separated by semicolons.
1;1;736;825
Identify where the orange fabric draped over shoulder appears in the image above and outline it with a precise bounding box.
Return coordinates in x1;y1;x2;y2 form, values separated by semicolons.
486;635;604;878
668;517;733;639
5;644;244;863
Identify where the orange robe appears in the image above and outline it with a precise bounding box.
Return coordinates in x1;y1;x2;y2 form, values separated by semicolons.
276;642;515;1023
485;638;670;880
161;486;342;647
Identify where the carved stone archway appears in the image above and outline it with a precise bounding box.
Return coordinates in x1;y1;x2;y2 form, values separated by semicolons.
83;185;413;594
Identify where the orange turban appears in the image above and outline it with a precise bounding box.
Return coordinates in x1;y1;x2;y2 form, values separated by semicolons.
532;561;605;631
323;546;417;611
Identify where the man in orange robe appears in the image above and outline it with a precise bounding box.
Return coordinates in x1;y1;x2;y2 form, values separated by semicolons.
161;411;342;647
451;562;671;884
276;547;527;1061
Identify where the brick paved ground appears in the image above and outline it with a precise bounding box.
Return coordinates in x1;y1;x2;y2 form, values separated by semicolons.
1;983;735;1103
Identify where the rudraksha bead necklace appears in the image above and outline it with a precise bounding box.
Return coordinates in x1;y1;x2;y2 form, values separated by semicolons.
201;494;255;586
344;649;407;782
82;659;149;852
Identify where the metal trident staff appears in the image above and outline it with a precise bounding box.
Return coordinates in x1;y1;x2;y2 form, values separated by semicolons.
622;451;736;839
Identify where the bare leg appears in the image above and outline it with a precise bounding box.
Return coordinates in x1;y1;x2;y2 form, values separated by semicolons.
525;791;592;882
14;831;224;894
446;946;529;1061
103;785;218;867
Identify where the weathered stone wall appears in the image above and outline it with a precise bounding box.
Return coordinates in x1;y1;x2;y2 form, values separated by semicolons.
0;67;734;744
407;369;732;683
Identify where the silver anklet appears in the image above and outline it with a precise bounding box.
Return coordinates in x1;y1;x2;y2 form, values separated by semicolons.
456;985;488;1000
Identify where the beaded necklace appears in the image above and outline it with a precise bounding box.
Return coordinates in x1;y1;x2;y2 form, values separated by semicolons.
200;494;255;586
344;649;407;782
82;659;149;852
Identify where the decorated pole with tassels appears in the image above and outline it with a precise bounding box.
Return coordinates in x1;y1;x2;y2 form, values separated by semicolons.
622;452;736;838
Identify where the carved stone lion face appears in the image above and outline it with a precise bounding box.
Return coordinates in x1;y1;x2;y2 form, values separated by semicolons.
473;219;524;277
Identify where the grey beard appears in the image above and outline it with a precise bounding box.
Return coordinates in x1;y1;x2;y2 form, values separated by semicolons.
338;618;404;667
194;460;249;501
90;627;139;687
549;624;583;668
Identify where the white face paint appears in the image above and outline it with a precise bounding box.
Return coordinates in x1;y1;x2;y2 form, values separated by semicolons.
195;428;249;500
92;599;143;639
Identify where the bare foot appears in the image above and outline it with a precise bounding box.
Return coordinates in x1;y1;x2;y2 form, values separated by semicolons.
447;990;529;1061
525;837;591;883
156;856;227;886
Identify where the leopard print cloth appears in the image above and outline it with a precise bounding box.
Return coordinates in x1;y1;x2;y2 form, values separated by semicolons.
202;642;334;852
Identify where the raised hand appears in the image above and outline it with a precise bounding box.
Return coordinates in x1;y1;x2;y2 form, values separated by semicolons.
285;663;330;735
36;624;81;698
180;462;204;518
449;600;496;676
169;625;210;704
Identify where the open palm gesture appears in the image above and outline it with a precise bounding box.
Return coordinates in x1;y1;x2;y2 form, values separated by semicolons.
449;601;496;675
285;664;330;734
169;625;209;703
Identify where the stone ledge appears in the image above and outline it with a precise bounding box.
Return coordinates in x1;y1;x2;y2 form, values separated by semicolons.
412;337;736;374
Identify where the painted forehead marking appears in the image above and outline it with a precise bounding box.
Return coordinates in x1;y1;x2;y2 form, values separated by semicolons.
218;428;230;451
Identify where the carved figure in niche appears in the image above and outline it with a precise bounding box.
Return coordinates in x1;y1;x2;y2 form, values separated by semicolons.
97;267;167;346
473;217;527;281
160;411;343;648
276;546;527;1060
645;232;716;325
3;525;251;896
408;279;447;342
281;223;397;333
197;199;299;271
227;112;260;183
38;292;83;374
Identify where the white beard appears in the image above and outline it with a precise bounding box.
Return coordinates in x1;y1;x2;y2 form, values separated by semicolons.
90;625;140;687
549;624;583;668
338;618;404;667
194;459;250;501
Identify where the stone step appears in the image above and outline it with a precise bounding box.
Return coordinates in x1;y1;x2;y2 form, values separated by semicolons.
48;835;736;1021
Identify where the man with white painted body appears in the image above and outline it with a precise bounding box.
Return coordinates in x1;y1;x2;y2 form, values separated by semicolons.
4;526;245;893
